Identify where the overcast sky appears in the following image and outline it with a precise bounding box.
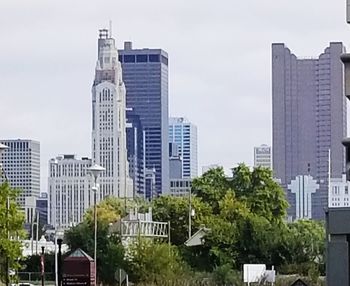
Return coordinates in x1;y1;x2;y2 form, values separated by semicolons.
1;0;350;192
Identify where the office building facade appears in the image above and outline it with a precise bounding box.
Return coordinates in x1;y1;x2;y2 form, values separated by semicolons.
169;117;198;178
0;139;40;206
169;142;182;179
92;29;133;199
272;42;346;219
119;42;169;196
254;144;272;169
48;155;92;229
328;174;350;208
170;178;192;197
126;110;145;197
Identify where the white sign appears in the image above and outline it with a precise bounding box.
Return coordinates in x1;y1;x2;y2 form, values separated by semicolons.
243;264;266;283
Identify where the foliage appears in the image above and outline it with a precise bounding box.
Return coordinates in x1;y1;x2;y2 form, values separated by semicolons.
124;239;186;284
152;195;211;245
212;264;243;286
65;197;125;285
0;181;25;283
64;163;326;284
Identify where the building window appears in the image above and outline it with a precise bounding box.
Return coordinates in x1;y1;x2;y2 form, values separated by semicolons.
346;186;348;195
149;54;160;62
136;55;148;63
124;55;136;63
161;55;168;66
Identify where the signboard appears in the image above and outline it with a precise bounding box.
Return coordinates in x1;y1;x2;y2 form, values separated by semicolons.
243;264;266;283
63;276;90;286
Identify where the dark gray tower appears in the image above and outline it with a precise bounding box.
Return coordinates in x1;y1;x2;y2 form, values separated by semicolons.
119;42;169;197
272;42;346;219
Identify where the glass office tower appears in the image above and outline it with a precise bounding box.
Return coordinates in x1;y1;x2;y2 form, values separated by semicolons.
119;42;169;196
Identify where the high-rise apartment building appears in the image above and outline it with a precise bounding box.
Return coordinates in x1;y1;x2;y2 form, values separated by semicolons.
169;117;198;178
119;42;169;196
48;155;92;229
272;42;346;219
92;29;133;199
0;139;40;206
254;144;272;169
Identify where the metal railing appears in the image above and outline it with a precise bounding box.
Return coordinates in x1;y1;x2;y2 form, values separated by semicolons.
18;272;54;283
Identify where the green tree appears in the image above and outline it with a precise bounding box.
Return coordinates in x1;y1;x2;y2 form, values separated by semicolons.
124;239;186;284
152;195;212;245
231;164;289;222
65;197;126;285
0;181;25;283
192;167;232;214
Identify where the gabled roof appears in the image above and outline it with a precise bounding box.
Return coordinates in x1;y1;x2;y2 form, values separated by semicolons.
184;227;211;247
65;248;94;261
290;278;308;286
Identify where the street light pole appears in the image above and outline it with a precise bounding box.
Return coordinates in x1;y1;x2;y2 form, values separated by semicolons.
188;188;192;240
87;164;105;286
0;143;10;286
41;246;45;286
57;238;62;286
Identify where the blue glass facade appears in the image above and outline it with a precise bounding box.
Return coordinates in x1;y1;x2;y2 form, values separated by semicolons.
126;110;145;197
119;42;169;196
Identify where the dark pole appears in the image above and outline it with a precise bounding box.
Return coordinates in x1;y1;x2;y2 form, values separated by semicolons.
41;246;45;286
57;239;62;286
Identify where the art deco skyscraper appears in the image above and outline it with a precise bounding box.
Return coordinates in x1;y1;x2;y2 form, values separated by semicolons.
272;42;346;220
92;29;133;200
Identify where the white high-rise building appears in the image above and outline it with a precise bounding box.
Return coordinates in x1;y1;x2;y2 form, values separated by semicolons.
48;155;92;229
329;174;350;208
0;139;40;207
92;29;133;199
169;117;198;178
254;144;272;169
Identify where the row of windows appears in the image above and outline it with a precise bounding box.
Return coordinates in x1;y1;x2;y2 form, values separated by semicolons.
119;54;168;66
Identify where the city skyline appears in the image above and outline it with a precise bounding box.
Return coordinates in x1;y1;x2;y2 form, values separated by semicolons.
1;0;350;192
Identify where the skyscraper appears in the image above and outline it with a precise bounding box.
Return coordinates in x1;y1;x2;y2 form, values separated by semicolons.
92;29;133;199
126;110;145;197
272;42;346;219
119;42;169;196
0;139;40;206
254;144;272;169
169;117;198;178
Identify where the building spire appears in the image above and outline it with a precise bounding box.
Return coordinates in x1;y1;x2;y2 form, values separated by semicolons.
109;20;112;38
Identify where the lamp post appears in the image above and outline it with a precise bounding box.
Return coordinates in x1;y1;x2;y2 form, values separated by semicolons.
0;143;10;286
41;246;45;286
56;228;64;286
87;164;105;286
51;159;58;286
188;188;195;240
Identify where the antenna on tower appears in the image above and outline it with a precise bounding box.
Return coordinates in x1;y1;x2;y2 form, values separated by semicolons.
109;20;112;37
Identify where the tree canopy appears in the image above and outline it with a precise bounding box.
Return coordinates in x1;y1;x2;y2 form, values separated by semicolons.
63;164;325;285
0;181;25;283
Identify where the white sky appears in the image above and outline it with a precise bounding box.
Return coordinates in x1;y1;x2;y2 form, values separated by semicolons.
1;0;350;192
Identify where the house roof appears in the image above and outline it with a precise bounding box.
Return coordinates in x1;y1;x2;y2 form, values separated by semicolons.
65;248;94;261
291;278;308;286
